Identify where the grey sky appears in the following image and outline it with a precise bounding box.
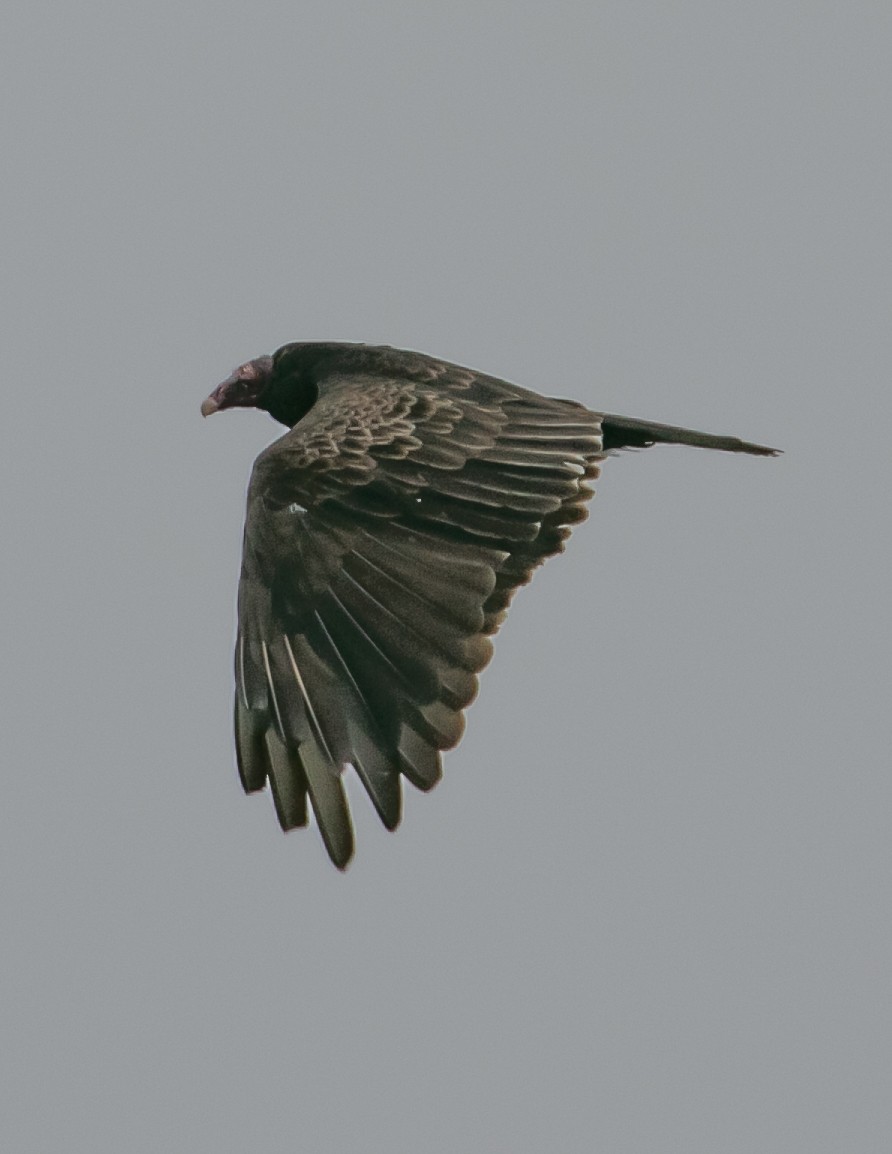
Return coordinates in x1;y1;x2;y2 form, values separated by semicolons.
3;2;890;1151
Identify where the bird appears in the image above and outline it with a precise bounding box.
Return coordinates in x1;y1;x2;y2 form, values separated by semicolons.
202;341;778;868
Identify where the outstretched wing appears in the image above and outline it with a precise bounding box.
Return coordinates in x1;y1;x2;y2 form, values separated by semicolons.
236;366;604;867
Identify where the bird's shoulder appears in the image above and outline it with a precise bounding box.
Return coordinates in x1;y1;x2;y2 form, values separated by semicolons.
251;347;526;491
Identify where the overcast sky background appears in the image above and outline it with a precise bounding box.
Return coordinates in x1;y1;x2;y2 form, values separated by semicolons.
3;3;890;1151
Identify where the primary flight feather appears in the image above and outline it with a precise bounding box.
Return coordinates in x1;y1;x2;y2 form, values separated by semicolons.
202;342;778;868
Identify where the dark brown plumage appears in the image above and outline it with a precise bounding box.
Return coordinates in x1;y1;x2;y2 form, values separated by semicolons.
202;342;778;868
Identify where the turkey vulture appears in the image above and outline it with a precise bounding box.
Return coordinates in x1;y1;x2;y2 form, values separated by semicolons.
202;342;778;868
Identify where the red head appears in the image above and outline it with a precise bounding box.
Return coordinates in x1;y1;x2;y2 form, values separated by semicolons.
200;356;274;416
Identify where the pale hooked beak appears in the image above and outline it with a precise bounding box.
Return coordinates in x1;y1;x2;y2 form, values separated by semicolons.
200;371;240;417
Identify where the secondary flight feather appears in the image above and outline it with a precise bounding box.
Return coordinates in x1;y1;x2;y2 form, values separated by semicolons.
202;341;778;868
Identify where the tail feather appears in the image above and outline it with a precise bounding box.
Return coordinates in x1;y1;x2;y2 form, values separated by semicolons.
601;414;780;457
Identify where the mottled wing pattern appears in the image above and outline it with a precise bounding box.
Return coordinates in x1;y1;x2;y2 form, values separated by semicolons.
236;362;604;866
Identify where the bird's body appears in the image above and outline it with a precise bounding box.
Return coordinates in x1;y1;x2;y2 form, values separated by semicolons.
203;342;777;867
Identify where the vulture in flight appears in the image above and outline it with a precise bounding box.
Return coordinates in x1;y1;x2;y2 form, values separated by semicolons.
202;342;777;868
